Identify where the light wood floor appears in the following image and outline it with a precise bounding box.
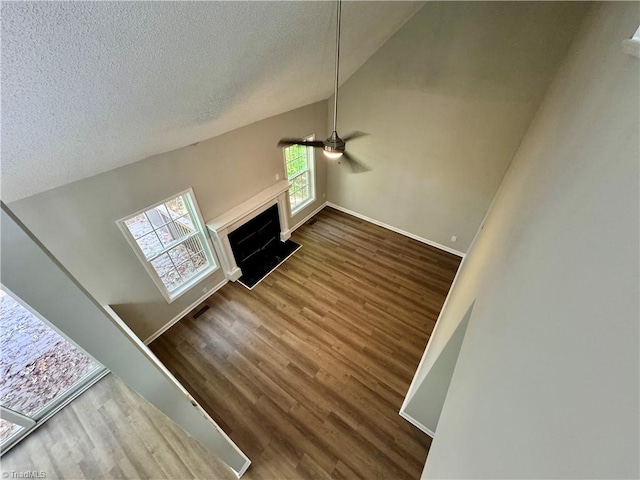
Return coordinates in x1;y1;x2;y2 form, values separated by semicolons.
1;207;460;479
0;373;236;480
152;207;460;479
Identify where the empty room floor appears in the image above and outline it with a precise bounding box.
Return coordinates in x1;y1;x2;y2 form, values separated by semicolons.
1;207;460;479
151;207;461;479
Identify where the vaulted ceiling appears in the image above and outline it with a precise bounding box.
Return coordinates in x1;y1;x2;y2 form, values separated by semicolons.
1;1;423;202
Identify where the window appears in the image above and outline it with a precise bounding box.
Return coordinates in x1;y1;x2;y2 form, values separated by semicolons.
284;135;315;214
117;189;217;302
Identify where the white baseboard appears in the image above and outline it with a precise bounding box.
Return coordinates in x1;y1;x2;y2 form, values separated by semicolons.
399;409;435;438
144;278;229;345
290;201;328;233
326;202;465;258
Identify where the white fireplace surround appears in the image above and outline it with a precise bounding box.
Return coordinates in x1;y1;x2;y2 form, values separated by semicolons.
206;180;292;281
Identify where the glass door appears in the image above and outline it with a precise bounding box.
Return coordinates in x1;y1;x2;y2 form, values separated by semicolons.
0;286;107;454
0;409;35;447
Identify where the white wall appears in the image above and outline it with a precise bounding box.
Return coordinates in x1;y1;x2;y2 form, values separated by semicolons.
8;101;327;340
327;1;588;254
410;3;639;478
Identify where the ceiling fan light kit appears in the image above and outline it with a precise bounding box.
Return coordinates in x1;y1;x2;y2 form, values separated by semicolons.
324;151;344;160
278;0;368;173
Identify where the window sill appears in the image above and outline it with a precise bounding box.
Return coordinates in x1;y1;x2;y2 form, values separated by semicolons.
165;264;218;303
290;197;315;217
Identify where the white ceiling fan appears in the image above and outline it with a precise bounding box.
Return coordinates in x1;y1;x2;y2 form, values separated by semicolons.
278;0;368;173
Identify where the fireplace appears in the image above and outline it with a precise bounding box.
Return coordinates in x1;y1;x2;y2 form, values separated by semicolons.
227;204;299;288
206;181;301;289
228;204;281;272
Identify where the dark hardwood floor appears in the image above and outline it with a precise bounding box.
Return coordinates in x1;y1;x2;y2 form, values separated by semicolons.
151;207;461;479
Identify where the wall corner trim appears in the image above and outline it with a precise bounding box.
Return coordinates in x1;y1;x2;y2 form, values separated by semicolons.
326;203;465;257
399;409;435;438
142;278;229;345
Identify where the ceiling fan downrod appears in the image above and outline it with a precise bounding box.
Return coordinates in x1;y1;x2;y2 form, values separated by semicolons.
324;0;344;159
332;0;341;137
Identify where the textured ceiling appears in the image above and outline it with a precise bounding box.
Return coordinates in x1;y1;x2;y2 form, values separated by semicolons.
1;1;423;202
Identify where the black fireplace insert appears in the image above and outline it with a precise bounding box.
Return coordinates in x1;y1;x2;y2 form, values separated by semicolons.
228;204;300;289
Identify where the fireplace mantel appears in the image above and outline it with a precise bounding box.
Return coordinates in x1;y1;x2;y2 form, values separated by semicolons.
206;180;291;281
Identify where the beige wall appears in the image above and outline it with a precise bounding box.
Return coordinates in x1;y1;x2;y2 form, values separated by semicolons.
327;1;588;254
9;101;328;340
408;2;638;477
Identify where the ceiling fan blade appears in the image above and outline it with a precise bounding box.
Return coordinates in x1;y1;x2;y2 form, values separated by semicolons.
277;138;324;148
341;131;368;142
341;151;370;173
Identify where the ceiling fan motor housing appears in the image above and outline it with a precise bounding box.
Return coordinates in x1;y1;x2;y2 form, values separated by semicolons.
324;130;346;154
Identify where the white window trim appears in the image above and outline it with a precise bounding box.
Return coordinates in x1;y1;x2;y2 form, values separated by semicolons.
116;188;219;303
622;26;640;58
284;134;316;216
